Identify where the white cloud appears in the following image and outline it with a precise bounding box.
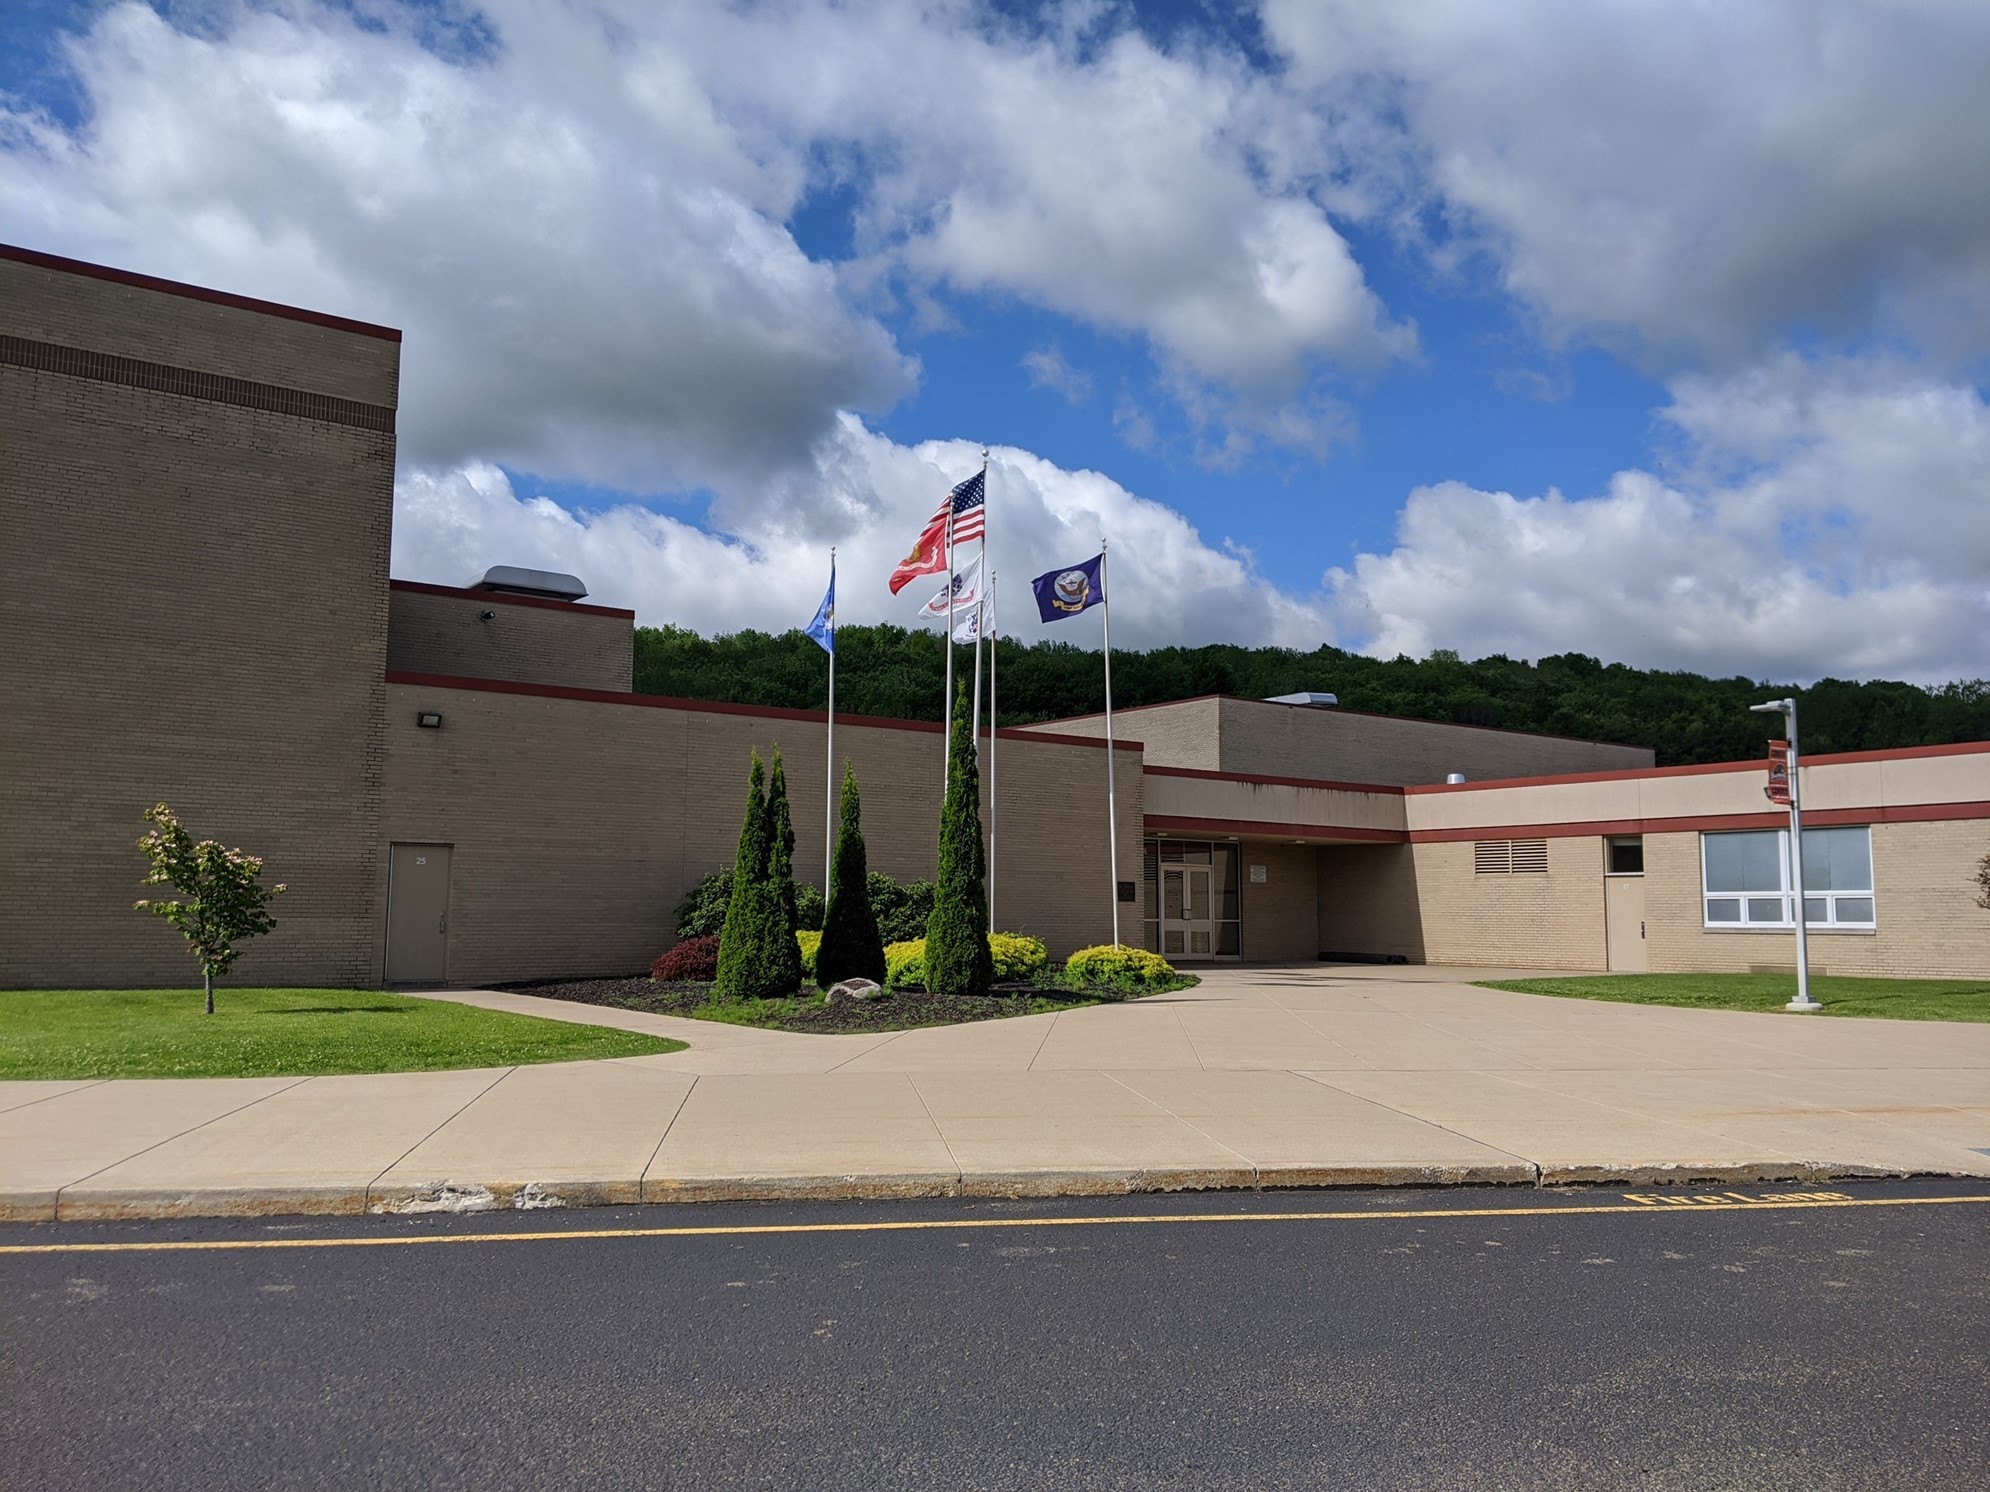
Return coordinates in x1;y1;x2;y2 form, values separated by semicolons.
1326;357;1990;682
1264;0;1990;361
392;416;1333;650
1021;345;1093;404
0;0;1411;483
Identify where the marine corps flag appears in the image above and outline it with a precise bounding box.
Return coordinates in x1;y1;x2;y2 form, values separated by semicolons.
887;504;950;594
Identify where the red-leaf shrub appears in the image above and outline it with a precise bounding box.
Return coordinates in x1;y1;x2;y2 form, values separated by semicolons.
651;935;718;982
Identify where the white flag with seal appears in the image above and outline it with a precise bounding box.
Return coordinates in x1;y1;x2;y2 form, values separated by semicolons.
917;553;983;619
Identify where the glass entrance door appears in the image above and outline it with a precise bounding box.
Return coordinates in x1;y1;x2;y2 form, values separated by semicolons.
1160;863;1216;960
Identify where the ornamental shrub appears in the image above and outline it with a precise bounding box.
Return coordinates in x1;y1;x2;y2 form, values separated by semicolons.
816;763;887;988
765;749;805;992
870;873;934;944
796;929;821;978
677;867;822;938
1065;944;1177;990
884;939;927;989
924;681;994;996
715;753;795;1000
987;932;1049;981
651;935;718;982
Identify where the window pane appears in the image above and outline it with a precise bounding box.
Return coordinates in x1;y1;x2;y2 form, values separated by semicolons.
1798;826;1873;892
1706;898;1742;923
1607;838;1644;874
1802;897;1827;924
1746;897;1786;923
1835;896;1875;924
1704;831;1783;893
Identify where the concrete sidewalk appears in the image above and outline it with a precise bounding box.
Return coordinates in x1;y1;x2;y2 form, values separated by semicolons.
6;967;1988;1221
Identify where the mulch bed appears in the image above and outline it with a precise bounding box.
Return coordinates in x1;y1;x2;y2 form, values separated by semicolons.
498;976;1119;1034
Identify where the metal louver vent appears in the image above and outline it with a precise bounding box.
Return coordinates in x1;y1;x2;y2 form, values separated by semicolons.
1474;841;1510;875
1510;838;1549;874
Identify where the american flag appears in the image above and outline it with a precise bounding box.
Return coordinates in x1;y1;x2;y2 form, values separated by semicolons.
945;469;985;545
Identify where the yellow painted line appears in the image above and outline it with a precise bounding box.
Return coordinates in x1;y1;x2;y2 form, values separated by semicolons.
2;1192;1986;1256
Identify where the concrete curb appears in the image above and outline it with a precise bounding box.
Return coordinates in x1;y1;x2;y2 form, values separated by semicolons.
2;1157;1941;1223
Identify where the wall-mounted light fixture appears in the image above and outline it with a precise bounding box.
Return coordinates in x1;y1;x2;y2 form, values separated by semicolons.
416;711;443;729
479;610;497;621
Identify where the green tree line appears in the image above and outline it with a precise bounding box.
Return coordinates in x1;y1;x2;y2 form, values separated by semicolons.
633;623;1989;767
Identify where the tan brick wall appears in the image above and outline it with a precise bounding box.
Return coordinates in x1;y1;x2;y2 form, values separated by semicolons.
387;585;633;691
0;255;399;406
1028;696;1222;768
1237;843;1320;962
382;683;1145;983
1318;844;1427;962
1;267;397;989
1411;836;1609;970
1032;695;1649;784
1214;698;1652;785
1644;822;1990;979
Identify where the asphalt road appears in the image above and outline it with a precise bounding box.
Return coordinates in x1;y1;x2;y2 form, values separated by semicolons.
4;1181;1986;1491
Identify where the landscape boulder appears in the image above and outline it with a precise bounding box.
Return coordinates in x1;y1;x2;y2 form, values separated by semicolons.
825;978;885;1005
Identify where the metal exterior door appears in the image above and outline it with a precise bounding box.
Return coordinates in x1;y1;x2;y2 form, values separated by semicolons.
385;843;452;984
1160;864;1216;960
1604;875;1647;972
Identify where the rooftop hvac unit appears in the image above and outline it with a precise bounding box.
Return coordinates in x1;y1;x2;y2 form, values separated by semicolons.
469;565;589;602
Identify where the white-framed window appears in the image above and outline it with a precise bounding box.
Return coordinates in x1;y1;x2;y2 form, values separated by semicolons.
1701;827;1875;929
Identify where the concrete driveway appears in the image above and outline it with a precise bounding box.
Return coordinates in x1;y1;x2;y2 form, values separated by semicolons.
6;965;1987;1220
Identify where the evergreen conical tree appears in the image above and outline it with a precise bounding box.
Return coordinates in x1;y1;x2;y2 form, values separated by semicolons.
765;747;804;992
715;751;775;1000
925;680;994;995
817;761;887;987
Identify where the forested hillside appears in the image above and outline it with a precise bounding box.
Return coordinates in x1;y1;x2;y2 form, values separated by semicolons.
633;623;1989;767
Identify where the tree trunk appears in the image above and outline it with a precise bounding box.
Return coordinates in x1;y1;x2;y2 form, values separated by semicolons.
204;969;214;1016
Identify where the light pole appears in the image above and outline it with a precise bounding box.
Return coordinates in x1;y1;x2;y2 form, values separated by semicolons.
1749;698;1820;1011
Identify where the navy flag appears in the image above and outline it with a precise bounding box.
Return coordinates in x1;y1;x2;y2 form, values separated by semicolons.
1031;553;1104;623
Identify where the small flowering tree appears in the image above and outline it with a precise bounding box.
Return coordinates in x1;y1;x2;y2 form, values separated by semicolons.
133;803;287;1015
1975;844;1990;912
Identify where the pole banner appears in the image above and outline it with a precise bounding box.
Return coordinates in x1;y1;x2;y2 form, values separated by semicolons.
1764;739;1791;804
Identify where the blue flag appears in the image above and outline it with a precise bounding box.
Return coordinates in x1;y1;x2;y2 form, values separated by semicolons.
1031;553;1104;623
805;561;835;654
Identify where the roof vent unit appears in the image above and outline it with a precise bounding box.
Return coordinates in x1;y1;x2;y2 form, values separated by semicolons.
1264;692;1338;708
469;565;589;602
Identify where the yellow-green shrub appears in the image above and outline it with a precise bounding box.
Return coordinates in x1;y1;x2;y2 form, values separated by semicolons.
1066;944;1177;989
884;938;926;989
796;929;821;979
987;932;1049;981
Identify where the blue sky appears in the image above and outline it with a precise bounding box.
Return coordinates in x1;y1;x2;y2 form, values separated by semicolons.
3;1;1986;680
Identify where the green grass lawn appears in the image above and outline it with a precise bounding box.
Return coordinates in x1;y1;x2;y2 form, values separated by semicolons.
1476;973;1990;1022
0;988;687;1079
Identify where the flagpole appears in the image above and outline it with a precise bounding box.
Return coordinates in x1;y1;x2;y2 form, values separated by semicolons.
942;501;955;801
824;547;835;900
970;564;984;752
987;571;998;931
1100;538;1120;947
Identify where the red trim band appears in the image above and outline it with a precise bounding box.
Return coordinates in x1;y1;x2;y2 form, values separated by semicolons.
390;578;636;620
1408;799;1990;843
385;671;1143;749
1146;814;1407;844
2;243;403;342
1145;764;1406;795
